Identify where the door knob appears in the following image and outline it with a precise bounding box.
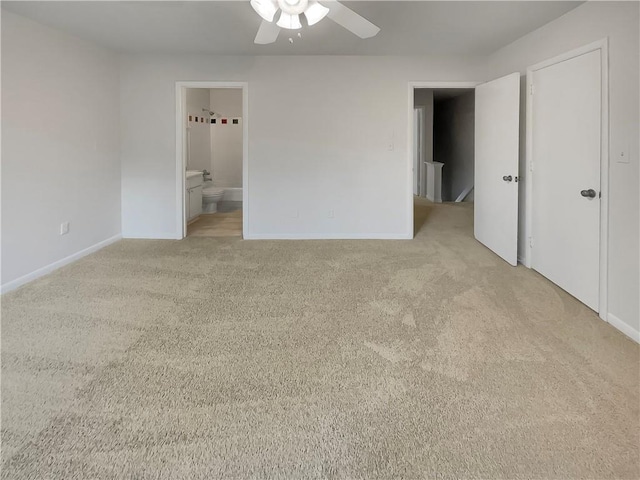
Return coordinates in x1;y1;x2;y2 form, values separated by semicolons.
502;175;513;182
580;189;597;198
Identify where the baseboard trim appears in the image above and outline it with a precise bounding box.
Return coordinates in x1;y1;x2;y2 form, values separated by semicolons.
122;233;182;240
1;234;122;294
244;233;413;240
606;313;640;343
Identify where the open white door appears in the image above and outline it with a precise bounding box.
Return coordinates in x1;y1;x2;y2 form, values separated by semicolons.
474;72;520;266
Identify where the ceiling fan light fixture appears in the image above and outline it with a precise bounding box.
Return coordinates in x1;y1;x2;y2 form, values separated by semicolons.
304;1;329;26
277;11;302;29
250;0;278;22
277;0;308;15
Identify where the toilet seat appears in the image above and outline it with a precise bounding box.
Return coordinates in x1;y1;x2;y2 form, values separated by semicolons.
202;186;225;197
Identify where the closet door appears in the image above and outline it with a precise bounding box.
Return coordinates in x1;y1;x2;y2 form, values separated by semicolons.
530;49;601;311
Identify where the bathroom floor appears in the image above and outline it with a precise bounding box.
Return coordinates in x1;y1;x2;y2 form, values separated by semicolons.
187;209;242;237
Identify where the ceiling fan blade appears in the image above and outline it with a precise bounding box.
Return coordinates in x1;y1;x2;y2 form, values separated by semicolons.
324;1;380;39
254;19;280;44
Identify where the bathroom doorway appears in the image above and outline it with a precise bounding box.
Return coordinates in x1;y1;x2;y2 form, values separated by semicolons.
176;82;248;239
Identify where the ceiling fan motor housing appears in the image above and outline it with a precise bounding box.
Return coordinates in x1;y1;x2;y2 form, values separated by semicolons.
278;0;308;15
252;0;379;43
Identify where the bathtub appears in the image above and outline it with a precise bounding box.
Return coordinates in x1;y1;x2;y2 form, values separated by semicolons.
222;187;243;202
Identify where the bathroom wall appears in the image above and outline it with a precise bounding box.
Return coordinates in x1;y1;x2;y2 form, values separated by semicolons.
210;88;243;118
433;91;475;202
1;10;121;291
185;88;211;172
210;88;243;188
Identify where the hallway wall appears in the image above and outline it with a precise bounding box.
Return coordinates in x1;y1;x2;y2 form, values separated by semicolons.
433;91;475;202
413;89;434;197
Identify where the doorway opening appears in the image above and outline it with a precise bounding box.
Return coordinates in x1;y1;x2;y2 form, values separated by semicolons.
411;85;476;236
176;82;248;239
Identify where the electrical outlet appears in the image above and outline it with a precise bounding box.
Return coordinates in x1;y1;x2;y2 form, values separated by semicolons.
290;210;299;219
60;222;70;235
328;210;335;219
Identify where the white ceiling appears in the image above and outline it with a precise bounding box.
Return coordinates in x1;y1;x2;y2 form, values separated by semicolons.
2;1;582;56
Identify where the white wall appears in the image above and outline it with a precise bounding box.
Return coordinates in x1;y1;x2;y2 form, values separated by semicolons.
433;92;475;202
413;89;434;197
210;89;243;188
485;1;640;336
185;88;211;171
119;54;483;239
1;10;121;289
212;122;243;188
210;88;243;118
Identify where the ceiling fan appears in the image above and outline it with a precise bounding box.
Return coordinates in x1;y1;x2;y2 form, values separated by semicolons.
251;0;380;45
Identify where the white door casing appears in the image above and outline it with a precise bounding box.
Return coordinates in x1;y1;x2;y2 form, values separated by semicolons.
474;72;521;266
413;108;421;195
530;49;602;312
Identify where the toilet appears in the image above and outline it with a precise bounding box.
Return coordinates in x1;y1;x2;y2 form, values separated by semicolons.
202;184;225;213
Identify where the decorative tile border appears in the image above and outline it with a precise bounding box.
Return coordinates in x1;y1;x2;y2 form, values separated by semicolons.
188;114;243;126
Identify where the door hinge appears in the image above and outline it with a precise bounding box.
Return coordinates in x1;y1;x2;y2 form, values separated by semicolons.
529;236;534;248
530;84;535;95
529;161;534;172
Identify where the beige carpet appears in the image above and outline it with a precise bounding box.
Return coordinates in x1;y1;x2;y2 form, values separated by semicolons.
2;199;638;479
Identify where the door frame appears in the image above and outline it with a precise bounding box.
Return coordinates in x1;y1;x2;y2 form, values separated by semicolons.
525;38;609;320
175;81;249;238
407;82;480;236
413;106;426;196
